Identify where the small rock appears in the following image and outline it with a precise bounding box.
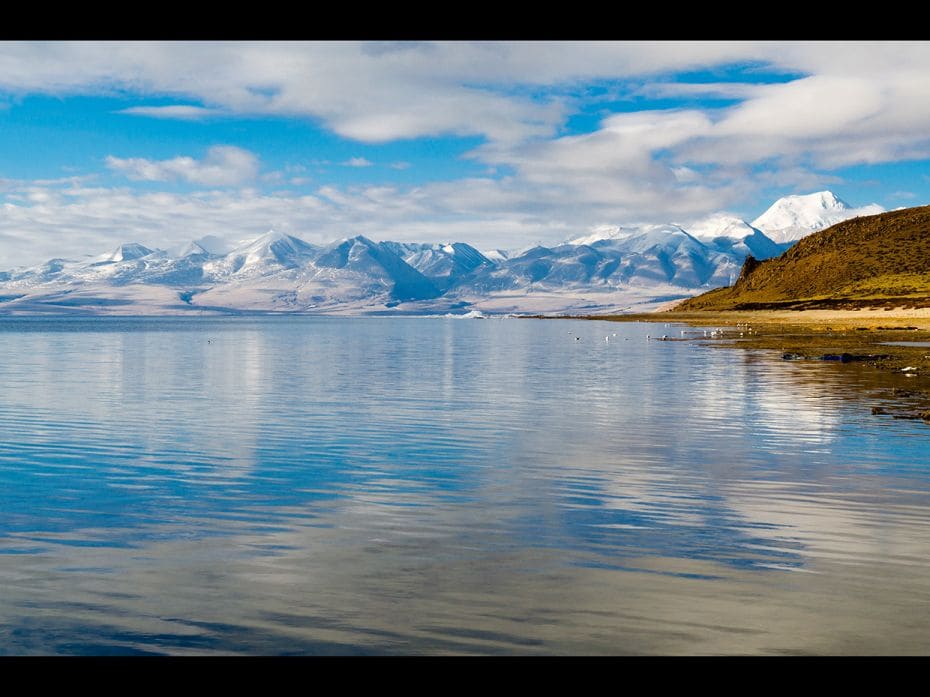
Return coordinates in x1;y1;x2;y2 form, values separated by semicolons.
820;353;853;362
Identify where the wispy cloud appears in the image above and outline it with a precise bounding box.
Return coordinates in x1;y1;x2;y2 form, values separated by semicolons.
106;145;259;186
118;105;221;120
637;81;767;100
342;157;373;167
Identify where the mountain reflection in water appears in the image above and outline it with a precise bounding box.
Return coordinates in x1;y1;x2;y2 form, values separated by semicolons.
0;316;928;655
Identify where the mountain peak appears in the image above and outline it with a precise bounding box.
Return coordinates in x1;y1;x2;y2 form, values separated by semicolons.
752;191;883;244
97;242;154;263
779;190;849;210
170;241;211;258
336;234;378;248
217;230;318;273
237;230;315;253
193;235;232;256
812;190;847;207
567;225;627;246
687;214;760;242
243;229;297;247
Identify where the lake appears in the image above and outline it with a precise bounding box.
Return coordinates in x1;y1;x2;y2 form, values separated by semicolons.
1;315;929;655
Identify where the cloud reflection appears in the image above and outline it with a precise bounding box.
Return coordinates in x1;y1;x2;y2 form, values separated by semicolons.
1;317;929;654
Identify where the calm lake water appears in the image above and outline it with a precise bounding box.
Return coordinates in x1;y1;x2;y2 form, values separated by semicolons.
1;315;930;655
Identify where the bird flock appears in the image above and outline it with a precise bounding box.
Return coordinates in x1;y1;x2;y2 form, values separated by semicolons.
568;323;753;345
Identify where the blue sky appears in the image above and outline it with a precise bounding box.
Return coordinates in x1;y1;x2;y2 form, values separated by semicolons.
1;41;929;266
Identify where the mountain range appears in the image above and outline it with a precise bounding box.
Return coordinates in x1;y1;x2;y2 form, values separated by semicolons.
0;191;890;315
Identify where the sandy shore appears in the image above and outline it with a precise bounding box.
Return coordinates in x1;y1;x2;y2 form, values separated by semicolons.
624;307;930;329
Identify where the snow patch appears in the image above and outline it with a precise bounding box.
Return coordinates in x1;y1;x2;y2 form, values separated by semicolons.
444;309;485;318
568;224;626;246
482;249;509;263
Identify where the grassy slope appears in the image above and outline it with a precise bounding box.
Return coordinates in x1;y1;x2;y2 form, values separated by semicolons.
676;205;930;311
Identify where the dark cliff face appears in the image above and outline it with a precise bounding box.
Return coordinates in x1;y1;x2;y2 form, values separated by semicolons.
734;254;761;288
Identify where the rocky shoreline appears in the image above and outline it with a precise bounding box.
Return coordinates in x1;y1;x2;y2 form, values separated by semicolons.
582;310;930;424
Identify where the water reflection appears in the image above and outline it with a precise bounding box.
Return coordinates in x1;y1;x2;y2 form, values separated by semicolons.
0;316;929;654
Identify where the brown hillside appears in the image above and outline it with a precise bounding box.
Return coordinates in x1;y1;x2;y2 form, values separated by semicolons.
676;204;930;311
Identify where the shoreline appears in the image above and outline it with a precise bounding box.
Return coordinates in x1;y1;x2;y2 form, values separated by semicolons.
577;309;930;424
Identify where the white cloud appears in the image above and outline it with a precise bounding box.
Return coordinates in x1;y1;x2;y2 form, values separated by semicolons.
342;157;372;167
118;105;220;120
0;41;808;146
105;145;259;186
638;81;767;100
3;41;930;157
2;42;930;262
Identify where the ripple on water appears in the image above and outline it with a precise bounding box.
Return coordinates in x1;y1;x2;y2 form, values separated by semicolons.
0;316;929;654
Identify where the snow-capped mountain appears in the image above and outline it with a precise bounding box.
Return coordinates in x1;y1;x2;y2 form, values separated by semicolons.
751;191;884;244
205;230;319;277
376;241;492;292
96;242;154;263
567;224;626;246
687;214;786;260
455;224;743;298
0;191;890;315
314;236;441;302
168;241;211;259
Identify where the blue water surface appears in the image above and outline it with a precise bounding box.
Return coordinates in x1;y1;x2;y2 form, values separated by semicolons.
0;315;928;655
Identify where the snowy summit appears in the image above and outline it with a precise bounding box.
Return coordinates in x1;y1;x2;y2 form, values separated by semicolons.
751;191;884;244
